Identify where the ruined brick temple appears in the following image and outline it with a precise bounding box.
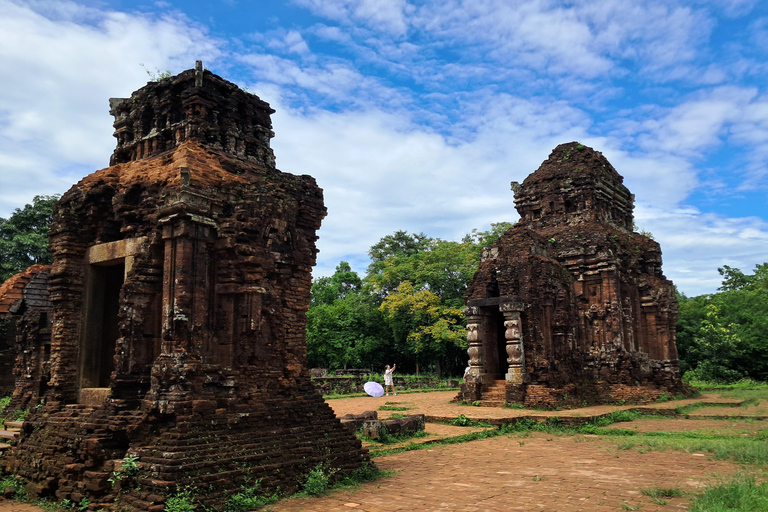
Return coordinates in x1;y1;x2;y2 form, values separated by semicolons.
3;62;367;509
0;265;52;402
458;142;682;408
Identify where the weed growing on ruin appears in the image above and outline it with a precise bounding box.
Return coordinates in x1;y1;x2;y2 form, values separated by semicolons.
108;454;140;486
449;415;493;428
301;463;336;497
359;429;429;445
0;474;27;501
164;487;197;512
222;479;278;512
13;408;30;421
139;63;172;81
0;395;10;411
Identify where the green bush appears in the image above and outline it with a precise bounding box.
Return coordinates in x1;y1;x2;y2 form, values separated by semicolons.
165;488;196;512
302;464;335;497
223;479;278;512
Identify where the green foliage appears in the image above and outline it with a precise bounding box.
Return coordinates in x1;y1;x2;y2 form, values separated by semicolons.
682;305;746;383
378;280;467;367
108;454;139;486
164;488;197;512
13;408;30;421
301;463;336;497
0;195;59;282
0;395;10;411
0;474;26;501
688;475;768;512
223;479;278;512
677;263;768;382
306;224;512;376
307;262;391;369
449;414;493;428
140;63;172;81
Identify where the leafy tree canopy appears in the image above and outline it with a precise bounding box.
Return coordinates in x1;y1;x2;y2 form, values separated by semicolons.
0;195;59;282
678;262;768;382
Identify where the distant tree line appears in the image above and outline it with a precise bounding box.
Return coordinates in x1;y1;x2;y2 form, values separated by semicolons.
677;263;768;383
307;224;513;377
0;195;58;282
1;197;765;383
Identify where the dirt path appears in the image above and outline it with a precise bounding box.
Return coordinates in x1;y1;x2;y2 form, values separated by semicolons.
271;433;739;512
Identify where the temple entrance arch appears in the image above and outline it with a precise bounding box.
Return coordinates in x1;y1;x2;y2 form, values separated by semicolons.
464;296;526;385
79;238;146;403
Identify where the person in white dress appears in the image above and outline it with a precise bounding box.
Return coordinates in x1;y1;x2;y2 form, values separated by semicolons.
384;364;396;395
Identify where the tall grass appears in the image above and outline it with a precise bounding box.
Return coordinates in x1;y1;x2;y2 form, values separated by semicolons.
689;475;768;512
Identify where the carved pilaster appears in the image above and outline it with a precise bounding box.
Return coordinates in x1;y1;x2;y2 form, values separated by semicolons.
500;303;526;385
463;306;483;381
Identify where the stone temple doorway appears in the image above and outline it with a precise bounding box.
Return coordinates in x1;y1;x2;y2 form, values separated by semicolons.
81;261;124;389
78;238;145;404
465;297;526;386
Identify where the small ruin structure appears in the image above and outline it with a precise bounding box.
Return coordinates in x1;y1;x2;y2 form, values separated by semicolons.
458;142;682;408
0;264;52;403
3;62;367;509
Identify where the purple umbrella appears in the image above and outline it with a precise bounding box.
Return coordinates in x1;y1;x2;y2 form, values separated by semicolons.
364;381;385;397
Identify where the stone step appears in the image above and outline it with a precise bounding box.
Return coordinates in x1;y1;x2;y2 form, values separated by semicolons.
3;420;24;429
477;400;506;407
0;443;11;452
0;429;20;440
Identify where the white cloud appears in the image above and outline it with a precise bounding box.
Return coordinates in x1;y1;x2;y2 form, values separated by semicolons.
0;0;222;213
637;204;768;295
293;0;413;37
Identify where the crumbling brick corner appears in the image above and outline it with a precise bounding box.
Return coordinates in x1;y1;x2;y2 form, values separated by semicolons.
459;142;684;409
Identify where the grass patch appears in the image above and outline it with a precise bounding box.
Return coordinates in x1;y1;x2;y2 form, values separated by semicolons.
614;433;768;465
378;405;411;411
688;474;768;512
359;429;429;445
448;414;494;428
641;486;684;505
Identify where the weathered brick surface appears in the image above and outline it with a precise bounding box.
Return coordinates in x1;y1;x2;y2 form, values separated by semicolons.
0;265;52;403
460;142;682;408
6;64;367;510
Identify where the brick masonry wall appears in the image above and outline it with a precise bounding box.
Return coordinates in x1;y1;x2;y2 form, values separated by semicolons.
7;67;368;510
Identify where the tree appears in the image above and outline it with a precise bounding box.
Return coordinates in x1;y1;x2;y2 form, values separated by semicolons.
306;262;394;370
0;195;59;282
678;262;768;382
311;261;362;305
683;305;745;383
306;223;515;376
379;281;466;376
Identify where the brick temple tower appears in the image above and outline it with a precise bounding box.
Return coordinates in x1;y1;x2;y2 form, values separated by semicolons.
458;142;682;408
5;62;367;509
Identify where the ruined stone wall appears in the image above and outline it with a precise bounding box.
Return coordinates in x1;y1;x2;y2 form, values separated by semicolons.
0;265;52;405
462;142;681;407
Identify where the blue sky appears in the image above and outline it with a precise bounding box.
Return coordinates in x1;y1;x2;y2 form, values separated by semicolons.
1;0;767;296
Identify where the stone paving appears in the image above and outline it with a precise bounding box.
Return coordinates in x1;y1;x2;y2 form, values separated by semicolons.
1;390;763;512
